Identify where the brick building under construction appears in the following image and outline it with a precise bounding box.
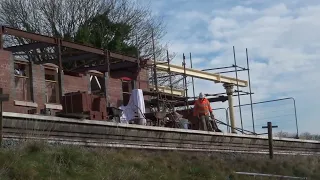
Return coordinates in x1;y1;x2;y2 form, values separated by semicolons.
0;26;249;133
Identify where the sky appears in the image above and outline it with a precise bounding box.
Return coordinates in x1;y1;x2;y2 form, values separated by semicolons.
138;0;320;134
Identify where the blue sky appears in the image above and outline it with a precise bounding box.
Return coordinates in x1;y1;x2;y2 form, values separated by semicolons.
138;0;320;134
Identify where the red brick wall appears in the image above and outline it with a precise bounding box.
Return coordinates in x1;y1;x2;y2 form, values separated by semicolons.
0;50;16;112
138;68;149;90
31;63;46;111
107;77;122;107
63;72;89;94
108;69;149;107
0;50;44;113
107;68;150;107
108;70;134;107
0;50;149;113
0;50;90;114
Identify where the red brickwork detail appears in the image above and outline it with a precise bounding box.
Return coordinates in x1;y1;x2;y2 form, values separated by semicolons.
108;77;122;107
138;68;149;90
33;65;45;111
0;50;150;113
63;73;88;94
0;50;15;112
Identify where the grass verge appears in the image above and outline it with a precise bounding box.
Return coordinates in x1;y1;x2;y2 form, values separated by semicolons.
0;141;319;180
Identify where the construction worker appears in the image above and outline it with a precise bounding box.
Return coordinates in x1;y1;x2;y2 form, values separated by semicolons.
193;92;214;131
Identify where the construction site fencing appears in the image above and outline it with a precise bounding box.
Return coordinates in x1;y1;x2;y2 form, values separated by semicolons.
212;108;230;133
231;97;299;138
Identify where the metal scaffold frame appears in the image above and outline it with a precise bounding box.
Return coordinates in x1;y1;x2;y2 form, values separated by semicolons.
147;36;257;134
201;47;256;134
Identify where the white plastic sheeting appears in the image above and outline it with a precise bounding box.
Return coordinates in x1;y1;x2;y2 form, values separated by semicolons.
119;89;146;125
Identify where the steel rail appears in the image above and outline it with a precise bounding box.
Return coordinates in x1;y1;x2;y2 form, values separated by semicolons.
2;136;320;156
1;123;319;155
1;112;319;155
4;128;313;152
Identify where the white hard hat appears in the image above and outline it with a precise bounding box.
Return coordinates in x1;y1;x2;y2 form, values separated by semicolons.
199;92;204;98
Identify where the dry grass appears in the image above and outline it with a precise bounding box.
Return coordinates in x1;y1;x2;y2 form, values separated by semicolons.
0;141;319;180
275;131;320;141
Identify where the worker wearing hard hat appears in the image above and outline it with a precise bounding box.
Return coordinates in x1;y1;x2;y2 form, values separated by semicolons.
193;92;214;131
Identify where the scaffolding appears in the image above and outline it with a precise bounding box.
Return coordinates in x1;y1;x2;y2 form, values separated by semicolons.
146;35;255;134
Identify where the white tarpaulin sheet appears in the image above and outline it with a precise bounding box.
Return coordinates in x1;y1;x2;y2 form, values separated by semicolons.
119;89;146;125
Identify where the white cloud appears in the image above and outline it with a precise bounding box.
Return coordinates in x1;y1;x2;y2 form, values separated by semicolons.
145;0;320;134
203;3;320;134
213;6;258;16
263;3;291;16
175;10;210;22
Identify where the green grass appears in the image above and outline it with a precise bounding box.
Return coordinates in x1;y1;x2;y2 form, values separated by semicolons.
0;141;319;180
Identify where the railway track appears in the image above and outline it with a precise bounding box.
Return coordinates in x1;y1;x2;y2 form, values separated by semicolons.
2;135;319;156
2;112;320;156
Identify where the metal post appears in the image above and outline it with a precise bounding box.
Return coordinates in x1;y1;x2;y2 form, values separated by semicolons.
202;66;237;72
167;50;173;97
57;39;63;103
224;83;236;133
150;66;154;87
233;46;244;133
182;65;185;95
267;122;273;159
291;97;299;139
104;51;110;106
28;60;35;102
246;48;255;133
151;29;160;111
136;34;140;89
183;53;189;110
262;122;278;159
225;109;230;133
213;108;230;133
190;52;196;101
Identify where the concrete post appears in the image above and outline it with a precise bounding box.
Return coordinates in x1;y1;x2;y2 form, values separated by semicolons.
224;83;236;133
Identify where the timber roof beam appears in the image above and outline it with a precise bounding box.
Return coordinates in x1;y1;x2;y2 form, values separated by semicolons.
155;62;248;87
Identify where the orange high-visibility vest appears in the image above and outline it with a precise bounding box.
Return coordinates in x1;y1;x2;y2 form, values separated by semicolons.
193;98;212;116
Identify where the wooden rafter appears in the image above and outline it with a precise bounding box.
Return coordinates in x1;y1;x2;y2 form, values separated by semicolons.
155;62;248;87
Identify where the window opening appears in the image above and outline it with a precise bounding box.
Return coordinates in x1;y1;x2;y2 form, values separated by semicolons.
90;74;105;95
45;68;59;103
122;80;134;106
14;62;31;101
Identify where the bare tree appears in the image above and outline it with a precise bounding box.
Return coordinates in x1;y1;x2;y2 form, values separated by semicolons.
0;0;185;89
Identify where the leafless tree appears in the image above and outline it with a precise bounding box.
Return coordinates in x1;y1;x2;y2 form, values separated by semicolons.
0;0;185;89
0;0;164;53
